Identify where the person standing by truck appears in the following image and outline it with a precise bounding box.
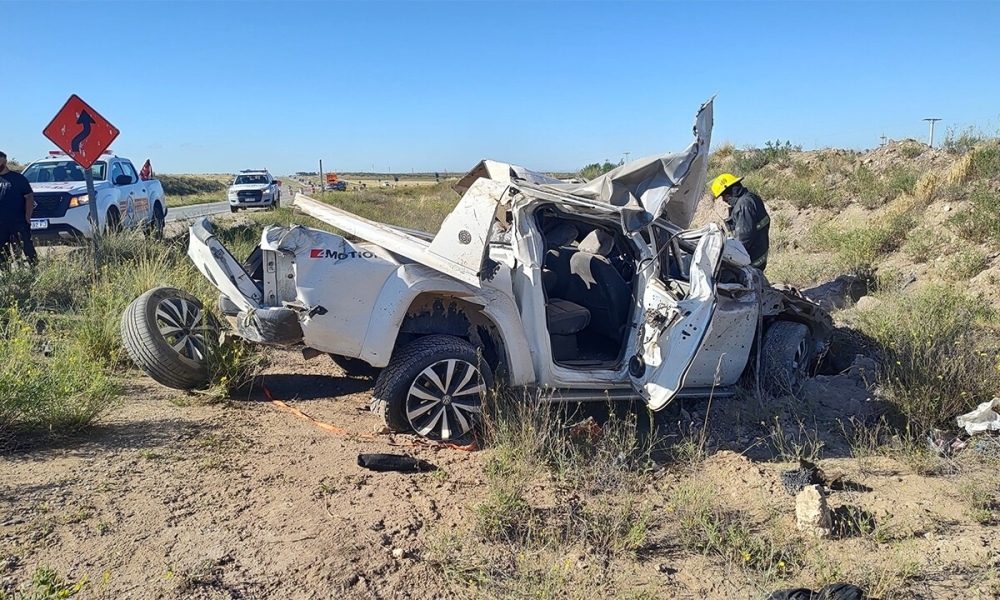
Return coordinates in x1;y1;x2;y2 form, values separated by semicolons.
0;150;37;266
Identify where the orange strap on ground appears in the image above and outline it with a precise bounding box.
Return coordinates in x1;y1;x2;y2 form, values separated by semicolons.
262;383;476;451
263;384;350;435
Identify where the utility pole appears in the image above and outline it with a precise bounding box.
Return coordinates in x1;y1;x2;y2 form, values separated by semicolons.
880;134;887;147
319;159;324;195
623;151;630;164
923;118;941;148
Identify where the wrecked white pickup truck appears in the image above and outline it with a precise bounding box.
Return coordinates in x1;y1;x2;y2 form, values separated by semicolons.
121;98;831;440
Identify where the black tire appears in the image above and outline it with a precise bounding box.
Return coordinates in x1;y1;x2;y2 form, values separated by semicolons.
330;354;381;379
120;287;218;390
230;206;238;213
371;335;493;441
761;321;813;395
146;202;165;239
105;207;122;233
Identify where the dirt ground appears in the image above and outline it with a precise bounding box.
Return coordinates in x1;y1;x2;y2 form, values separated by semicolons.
2;347;998;599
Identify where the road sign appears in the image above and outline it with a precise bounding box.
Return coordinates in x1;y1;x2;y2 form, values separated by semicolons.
43;94;119;169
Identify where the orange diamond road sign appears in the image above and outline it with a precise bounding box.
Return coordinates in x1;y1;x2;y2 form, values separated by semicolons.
43;94;120;169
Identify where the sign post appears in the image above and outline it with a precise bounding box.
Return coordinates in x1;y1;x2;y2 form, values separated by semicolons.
42;95;120;244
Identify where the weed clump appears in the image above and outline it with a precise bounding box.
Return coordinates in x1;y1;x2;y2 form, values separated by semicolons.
852;285;1000;433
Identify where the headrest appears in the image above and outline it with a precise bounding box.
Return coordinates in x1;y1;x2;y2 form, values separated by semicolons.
545;223;579;247
579;229;614;256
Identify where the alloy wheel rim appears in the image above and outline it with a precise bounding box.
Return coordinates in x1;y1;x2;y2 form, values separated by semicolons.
155;297;215;362
405;359;485;440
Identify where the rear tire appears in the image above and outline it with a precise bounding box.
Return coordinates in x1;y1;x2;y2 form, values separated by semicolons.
371;335;492;440
761;321;813;395
146;202;165;239
121;287;218;390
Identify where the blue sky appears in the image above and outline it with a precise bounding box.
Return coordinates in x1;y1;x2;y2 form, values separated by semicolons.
4;1;999;175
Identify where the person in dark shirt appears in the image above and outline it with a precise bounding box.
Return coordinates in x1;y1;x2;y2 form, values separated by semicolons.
710;173;770;270
0;150;37;265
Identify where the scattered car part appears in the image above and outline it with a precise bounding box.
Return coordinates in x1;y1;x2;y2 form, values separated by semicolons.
120;287;217;389
357;453;437;473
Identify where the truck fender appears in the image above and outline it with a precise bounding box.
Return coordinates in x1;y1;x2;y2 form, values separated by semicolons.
357;264;535;386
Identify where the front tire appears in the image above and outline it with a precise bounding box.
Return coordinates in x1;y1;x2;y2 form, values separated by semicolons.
230;206;238;213
120;287;218;389
105;207;122;233
371;335;493;441
761;321;813;395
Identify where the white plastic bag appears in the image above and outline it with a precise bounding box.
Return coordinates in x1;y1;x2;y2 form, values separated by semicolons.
956;398;1000;435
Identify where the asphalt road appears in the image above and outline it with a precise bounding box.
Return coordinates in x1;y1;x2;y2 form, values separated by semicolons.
166;201;231;222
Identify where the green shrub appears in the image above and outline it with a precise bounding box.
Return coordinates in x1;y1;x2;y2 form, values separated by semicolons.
946;248;990;280
901;226;937;263
948;187;1000;244
670;482;799;573
0;565;87;600
899;141;925;159
852;285;999;433
810;222;899;277
845;164;920;210
732;140;799;174
942;126;988;155
967;143;1000;179
0;309;120;441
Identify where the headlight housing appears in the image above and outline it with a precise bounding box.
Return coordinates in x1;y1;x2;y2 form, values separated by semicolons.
68;194;89;208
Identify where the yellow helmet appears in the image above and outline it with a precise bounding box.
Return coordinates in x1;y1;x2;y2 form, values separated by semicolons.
710;173;742;198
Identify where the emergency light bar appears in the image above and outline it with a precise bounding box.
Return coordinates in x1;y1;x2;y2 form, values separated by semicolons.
48;150;114;156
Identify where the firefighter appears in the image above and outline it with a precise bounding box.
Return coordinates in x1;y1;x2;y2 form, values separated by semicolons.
710;173;770;270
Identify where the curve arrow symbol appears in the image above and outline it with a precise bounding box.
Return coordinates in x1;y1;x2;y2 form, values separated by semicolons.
72;110;95;152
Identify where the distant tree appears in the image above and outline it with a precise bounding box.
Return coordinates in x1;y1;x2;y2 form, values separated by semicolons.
6;158;24;173
578;158;623;180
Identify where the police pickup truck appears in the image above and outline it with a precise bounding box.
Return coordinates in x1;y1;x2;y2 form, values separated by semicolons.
20;151;167;240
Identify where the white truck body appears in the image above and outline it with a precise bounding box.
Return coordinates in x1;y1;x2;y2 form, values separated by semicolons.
21;152;166;239
185;99;832;422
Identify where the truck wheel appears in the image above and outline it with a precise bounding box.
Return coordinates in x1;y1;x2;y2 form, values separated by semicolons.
230;206;238;213
105;207;122;233
371;335;493;441
330;354;381;379
146;202;165;239
761;321;813;395
121;287;218;390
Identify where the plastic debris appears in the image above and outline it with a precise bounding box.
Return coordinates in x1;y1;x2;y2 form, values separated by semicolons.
956;398;1000;435
357;453;437;473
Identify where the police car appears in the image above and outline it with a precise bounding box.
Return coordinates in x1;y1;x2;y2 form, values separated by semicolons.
226;169;280;212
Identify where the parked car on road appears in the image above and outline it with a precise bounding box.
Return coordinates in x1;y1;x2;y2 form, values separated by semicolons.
227;169;280;212
122;99;832;441
21;151;167;239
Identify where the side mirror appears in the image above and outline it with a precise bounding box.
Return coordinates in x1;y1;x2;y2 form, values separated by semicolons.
114;174;133;185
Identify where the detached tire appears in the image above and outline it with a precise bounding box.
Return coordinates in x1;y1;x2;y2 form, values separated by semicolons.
121;287;218;390
761;321;813;395
371;335;493;441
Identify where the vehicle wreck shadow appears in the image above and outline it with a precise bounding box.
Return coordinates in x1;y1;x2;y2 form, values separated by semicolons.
253;374;374;402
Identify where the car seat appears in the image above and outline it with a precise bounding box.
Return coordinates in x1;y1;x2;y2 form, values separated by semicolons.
567;229;632;341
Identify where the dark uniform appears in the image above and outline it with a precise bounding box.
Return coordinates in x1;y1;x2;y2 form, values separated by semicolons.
725;186;770;270
0;169;37;265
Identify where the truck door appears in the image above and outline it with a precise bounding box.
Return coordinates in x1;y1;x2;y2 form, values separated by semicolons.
119;160;149;224
629;224;725;410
